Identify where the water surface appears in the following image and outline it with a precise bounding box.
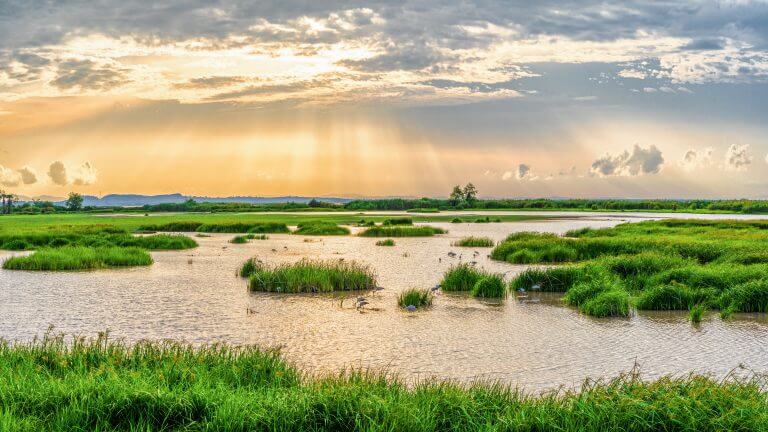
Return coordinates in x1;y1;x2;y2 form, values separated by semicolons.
1;213;766;391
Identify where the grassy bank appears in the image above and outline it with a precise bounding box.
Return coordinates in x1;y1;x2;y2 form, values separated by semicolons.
1;333;765;431
502;220;768;317
360;226;446;237
241;259;376;293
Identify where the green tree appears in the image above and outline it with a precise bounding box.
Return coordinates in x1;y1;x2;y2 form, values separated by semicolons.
449;185;464;206
66;192;84;211
463;183;478;205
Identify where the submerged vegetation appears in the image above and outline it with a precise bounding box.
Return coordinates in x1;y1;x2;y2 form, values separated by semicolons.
397;288;434;310
503;220;768;317
360;226;446;237
441;264;507;298
241;259;376;293
2;332;765;431
452;236;494;247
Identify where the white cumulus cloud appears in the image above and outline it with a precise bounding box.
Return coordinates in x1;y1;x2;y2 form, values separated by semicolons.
724;144;752;171
590;144;664;177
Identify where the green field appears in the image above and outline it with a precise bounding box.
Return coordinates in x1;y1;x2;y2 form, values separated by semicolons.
0;333;764;431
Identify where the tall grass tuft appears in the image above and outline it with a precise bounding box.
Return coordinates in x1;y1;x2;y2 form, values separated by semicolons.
452;236;494;247
383;217;413;226
511;266;582;292
2;246;152;271
247;259;376;293
375;239;395;246
397;288;434;309
360;226;446;237
230;235;250;244
293;222;350;236
579;290;631;317
440;264;502;293
689;304;705;323
471;275;507;298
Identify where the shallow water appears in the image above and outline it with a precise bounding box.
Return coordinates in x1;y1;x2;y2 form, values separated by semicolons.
1;214;767;392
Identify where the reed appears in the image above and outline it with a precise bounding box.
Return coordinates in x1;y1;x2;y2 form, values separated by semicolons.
452;236;494;247
247;259;376;293
360;226;446;237
471;275;507;298
689;304;706;323
397;288;434;309
2;246;152;271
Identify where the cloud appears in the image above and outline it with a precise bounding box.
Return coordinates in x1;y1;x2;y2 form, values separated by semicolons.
516;163;532;180
725;144;752;171
173;76;248;89
17;166;37;184
0;165;22;187
47;161;68;185
73;162;98;185
681;38;726;51
591;144;664;177
501;171;513;181
50;59;128;91
679;148;713;171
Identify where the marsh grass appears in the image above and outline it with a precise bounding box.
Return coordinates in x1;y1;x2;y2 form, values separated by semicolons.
375;239;395;246
360;226;446;237
580;290;631;317
471;275;507;298
452;236;494;247
2;246;152;271
195;222;290;234
383;217;413;225
293;222;350;236
2;332;767;431
503;220;768;317
451;218;463;223
397;288;434;309
230;235;249;244
690;304;706;323
246;259;376;293
136;221;203;232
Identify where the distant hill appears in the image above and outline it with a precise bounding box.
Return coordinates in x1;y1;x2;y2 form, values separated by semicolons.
32;194;352;207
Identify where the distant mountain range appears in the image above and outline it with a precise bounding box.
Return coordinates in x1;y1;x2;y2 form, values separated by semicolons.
17;193;352;207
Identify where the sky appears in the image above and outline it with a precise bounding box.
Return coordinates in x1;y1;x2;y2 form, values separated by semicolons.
1;1;768;199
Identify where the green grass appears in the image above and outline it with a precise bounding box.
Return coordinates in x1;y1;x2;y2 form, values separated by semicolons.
197;222;290;234
2;246;152;271
452;236;494;247
503;220;768;317
243;259;376;293
690;304;706;323
375;239;395;246
230;235;250;244
360;226;446;237
471;275;507;298
451;218;463;223
580;290;631;317
1;333;766;431
382;217;413;225
440;264;505;297
406;208;439;213
397;288;434;309
292;222;350;235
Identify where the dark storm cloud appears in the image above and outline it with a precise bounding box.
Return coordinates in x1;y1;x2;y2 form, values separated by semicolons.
681;38;726;51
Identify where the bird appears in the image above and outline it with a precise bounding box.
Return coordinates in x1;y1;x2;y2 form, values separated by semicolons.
431;284;441;292
355;299;369;310
531;284;541;290
447;251;457;258
405;305;417;312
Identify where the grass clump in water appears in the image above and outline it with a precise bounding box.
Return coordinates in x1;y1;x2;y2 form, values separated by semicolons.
690;304;706;323
246;259;376;293
230;235;250;244
1;332;766;431
440;263;503;294
397;288;434;310
452;236;494;247
383;217;413;226
293;222;350;236
511;266;582;292
2;246;152;271
360;226;446;237
580;290;631;317
375;239;395;246
471;275;507;298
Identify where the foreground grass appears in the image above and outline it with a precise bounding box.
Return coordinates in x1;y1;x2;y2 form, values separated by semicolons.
503;220;768;317
241;259;376;293
1;333;766;431
2;246;152;271
360;226;446;237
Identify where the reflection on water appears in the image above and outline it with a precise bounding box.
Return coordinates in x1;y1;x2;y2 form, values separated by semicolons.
1;215;766;392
